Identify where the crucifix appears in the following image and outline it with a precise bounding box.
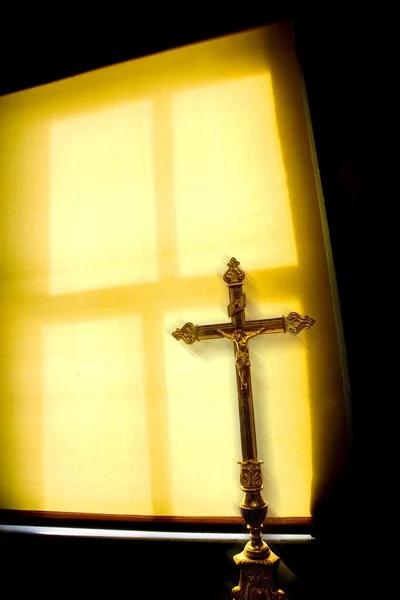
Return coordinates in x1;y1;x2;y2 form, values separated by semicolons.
172;257;315;600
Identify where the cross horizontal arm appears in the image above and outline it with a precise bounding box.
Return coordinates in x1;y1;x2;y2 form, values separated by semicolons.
172;312;314;344
172;317;286;344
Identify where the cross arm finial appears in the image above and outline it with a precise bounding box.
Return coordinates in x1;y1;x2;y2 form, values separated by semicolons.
171;322;198;344
285;312;315;335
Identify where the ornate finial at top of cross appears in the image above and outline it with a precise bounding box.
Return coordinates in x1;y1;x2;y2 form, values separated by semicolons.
223;257;246;286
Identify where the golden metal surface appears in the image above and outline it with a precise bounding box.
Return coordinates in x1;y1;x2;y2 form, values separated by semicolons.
217;327;265;391
232;551;286;600
285;311;315;335
171;257;314;599
171;322;198;344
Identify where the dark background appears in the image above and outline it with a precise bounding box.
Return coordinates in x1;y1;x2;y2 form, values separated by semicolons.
1;9;365;599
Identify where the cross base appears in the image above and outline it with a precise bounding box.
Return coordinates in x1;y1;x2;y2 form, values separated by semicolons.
232;549;286;600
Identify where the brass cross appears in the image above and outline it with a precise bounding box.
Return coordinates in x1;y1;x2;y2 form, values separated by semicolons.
172;257;315;598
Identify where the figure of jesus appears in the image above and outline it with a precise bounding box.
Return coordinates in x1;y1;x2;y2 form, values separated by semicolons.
217;327;266;390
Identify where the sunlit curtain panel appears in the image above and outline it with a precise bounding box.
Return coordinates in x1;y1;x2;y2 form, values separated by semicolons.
0;22;349;521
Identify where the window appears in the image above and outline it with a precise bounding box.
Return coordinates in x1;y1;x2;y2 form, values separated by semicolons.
0;23;348;522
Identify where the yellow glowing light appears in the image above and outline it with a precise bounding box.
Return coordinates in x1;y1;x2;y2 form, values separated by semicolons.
250;302;311;516
172;74;298;276
164;308;240;517
50;102;157;295
42;316;152;513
